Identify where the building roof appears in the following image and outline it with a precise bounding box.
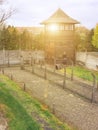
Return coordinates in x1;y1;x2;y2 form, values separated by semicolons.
41;8;80;24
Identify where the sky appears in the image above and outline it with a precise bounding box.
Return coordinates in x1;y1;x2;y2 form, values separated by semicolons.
4;0;98;29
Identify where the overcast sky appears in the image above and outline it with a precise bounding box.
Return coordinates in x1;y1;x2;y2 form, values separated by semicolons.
4;0;98;29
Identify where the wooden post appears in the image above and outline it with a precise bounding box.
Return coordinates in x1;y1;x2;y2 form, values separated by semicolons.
91;73;96;103
40;60;43;68
54;44;56;73
32;59;34;73
7;50;10;67
71;60;74;81
44;64;47;80
97;81;98;90
52;103;55;114
31;56;33;66
23;82;26;91
10;74;13;80
30;52;32;66
2;69;4;74
63;66;66;89
54;57;56;73
20;55;24;70
3;48;5;66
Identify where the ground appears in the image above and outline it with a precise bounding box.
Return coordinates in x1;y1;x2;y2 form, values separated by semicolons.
1;66;98;130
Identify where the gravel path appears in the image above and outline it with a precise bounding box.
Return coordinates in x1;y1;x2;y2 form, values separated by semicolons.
3;67;98;130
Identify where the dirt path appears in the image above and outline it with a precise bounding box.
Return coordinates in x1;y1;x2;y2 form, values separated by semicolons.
3;67;98;130
0;116;8;130
0;105;8;130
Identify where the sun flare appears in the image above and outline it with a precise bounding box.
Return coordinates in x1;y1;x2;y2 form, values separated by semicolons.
49;24;58;31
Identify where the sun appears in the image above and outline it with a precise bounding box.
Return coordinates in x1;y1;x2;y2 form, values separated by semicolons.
49;24;58;31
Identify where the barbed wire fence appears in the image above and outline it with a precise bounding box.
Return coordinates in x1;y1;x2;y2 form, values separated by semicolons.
0;49;98;104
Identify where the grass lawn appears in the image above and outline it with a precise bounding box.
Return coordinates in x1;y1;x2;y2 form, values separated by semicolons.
0;75;72;130
60;65;98;82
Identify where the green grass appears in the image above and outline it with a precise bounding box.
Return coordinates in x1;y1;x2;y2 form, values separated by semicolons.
0;75;72;130
0;81;40;130
60;65;98;82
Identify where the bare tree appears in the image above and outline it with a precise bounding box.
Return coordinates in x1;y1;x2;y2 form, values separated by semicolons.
0;0;3;4
0;10;15;24
0;0;15;25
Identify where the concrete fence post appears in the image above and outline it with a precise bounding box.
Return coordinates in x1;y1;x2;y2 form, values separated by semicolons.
20;55;24;70
97;81;98;90
3;48;5;66
10;74;13;80
23;82;26;91
71;60;74;81
44;64;47;80
7;50;10;67
32;59;35;73
91;73;96;103
2;69;4;74
52;103;55;114
63;66;66;89
40;60;43;69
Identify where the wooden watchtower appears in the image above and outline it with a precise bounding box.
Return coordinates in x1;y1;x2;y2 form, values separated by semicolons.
41;8;79;63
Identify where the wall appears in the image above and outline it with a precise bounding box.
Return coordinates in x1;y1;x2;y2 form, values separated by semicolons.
76;52;98;71
0;50;45;66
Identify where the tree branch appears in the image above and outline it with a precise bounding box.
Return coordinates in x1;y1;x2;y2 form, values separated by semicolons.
0;9;16;25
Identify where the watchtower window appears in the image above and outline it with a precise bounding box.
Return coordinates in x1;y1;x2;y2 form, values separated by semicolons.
59;25;65;31
45;24;74;31
64;24;73;30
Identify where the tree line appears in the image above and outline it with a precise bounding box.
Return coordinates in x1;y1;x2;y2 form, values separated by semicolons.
0;25;98;51
0;26;45;50
74;25;98;52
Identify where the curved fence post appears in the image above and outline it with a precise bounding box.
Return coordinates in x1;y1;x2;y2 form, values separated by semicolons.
2;69;4;74
44;64;47;80
23;82;26;91
10;74;13;80
97;81;98;90
3;48;5;67
52;103;55;114
91;73;96;103
7;50;10;67
63;66;66;89
32;58;35;73
71;60;74;81
20;55;24;70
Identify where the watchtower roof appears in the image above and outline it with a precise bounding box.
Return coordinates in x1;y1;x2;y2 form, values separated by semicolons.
41;8;79;24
